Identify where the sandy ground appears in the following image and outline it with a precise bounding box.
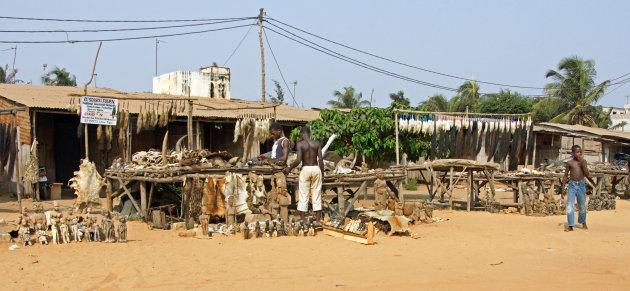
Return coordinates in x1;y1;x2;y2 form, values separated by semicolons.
1;188;630;291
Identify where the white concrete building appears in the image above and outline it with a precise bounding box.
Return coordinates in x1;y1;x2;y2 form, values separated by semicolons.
603;104;630;132
152;66;230;99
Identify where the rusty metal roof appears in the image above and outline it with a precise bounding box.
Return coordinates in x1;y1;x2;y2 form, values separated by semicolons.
534;122;630;143
0;84;320;123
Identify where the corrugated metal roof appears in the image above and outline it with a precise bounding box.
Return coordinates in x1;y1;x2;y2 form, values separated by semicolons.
0;84;320;123
535;122;630;142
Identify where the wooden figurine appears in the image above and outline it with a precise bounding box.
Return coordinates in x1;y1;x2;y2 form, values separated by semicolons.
103;211;116;243
92;221;102;242
37;229;48;245
51;218;61;244
243;222;250;239
71;218;81;242
254;221;262;238
19;220;33;246
60;218;71;244
31;203;46;231
117;217;127;243
274;172;291;222
373;170;394;211
199;206;209;236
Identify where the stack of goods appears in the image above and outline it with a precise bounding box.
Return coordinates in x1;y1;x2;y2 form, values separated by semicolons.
324;217;369;237
588;194;617;211
112;149;236;170
241;217;316;239
17;204;128;247
398;113;532;163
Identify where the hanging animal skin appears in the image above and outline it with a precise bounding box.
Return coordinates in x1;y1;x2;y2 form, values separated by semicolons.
233;119;242;143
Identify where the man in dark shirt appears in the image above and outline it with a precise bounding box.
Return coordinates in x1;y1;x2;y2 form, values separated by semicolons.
562;145;589;232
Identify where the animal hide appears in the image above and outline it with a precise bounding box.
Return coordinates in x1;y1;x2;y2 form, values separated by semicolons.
68;159;104;211
223;172;251;215
448;127;457;158
202;177;226;216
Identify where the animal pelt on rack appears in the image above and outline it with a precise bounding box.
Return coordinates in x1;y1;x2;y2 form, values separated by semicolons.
202;177;226;217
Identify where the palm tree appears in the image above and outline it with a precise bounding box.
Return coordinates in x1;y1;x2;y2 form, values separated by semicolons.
41;66;77;86
544;56;609;126
421;94;451;112
453;81;480;112
0;64;22;84
389;90;410;106
328;86;370;108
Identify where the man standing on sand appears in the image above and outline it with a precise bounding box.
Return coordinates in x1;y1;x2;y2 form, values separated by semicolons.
284;126;324;222
562;145;589;232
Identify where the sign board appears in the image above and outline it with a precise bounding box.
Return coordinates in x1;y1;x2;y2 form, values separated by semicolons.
80;96;118;126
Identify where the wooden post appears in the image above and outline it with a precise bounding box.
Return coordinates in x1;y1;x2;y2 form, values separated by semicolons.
32;111;40;201
140;181;147;213
14;114;22;211
337;185;344;217
84;124;89;160
195;121;201;149
147;182;155;214
187;98;193;151
395;111;400;165
106;178;113;211
531;134;537;168
467;169;473;211
524;116;532;168
449;167;454;210
258;8;266;102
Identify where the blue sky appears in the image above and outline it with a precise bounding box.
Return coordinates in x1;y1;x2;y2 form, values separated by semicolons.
1;0;628;108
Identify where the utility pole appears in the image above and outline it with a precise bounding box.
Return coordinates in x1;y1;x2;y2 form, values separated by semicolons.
258;8;266;102
292;80;298;106
155;39;165;76
11;45;17;72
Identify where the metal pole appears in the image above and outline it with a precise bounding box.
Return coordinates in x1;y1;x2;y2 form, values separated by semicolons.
155;39;158;76
187;90;193;151
11;45;17;72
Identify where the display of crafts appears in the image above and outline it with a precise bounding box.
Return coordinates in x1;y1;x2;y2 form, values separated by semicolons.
398;113;533;163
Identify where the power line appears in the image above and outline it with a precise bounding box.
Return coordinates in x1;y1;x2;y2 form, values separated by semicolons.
223;24;253;66
0;15;253;23
0;23;254;44
0;18;252;33
263;28;297;106
266;16;630;92
264;24;459;92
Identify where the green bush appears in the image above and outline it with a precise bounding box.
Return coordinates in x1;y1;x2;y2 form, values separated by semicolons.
404;179;419;191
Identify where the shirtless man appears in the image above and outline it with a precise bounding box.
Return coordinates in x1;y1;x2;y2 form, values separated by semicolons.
562;145;589;232
284;126;324;222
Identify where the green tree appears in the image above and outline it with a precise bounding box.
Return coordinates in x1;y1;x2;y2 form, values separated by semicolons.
327;86;370;108
476;89;533;114
544;56;609;126
389;90;410;106
453;81;480;112
41;66;77;86
421;94;451;112
268;80;285;104
290;107;430;166
0;64;22;84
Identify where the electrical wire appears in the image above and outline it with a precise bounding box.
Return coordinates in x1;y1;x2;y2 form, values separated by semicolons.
0;18;253;33
266;16;630;92
264;25;459;92
223;24;253;66
263;28;297;106
0;23;254;43
0;15;254;23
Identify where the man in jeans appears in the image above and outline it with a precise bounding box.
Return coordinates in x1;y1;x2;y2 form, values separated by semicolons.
562;145;589;232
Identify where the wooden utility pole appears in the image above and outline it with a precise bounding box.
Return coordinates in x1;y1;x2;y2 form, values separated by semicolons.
187;89;193;151
258;8;266;102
